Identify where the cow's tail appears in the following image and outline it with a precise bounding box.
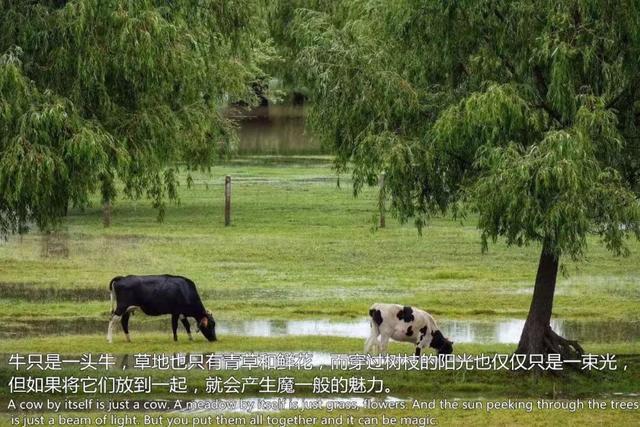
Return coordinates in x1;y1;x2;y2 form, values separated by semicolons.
368;308;381;332
109;277;122;315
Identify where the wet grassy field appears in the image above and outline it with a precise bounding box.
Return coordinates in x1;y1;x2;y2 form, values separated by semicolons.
1;156;639;425
1;157;638;329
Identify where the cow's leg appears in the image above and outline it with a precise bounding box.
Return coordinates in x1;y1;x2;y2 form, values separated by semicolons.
171;314;179;341
416;329;430;357
121;312;131;342
107;315;120;343
107;305;126;343
180;315;193;341
122;306;139;342
379;335;390;354
364;323;380;353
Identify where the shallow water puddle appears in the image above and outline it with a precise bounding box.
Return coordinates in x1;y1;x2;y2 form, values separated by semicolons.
218;319;367;338
2;317;638;343
217;318;640;344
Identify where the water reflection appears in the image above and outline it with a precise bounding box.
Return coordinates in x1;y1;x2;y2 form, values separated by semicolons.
217;318;640;344
218;319;366;338
2;317;637;344
235;105;321;155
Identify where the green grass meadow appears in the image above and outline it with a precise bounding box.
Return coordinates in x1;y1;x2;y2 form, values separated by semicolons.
1;156;639;425
1;157;638;324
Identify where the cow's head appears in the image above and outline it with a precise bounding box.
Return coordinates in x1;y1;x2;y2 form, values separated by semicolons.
198;310;217;341
430;330;453;355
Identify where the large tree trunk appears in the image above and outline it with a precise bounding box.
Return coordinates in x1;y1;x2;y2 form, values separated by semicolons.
516;244;584;360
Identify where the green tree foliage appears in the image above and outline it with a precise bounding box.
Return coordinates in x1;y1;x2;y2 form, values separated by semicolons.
267;0;343;91
0;0;269;234
287;0;640;354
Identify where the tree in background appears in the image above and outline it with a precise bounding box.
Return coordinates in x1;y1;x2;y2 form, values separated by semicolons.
289;0;640;358
0;0;270;234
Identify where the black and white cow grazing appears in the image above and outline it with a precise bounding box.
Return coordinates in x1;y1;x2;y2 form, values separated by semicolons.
107;275;216;343
365;303;453;356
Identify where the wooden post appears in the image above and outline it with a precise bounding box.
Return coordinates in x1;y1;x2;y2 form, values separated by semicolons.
224;175;231;226
379;172;386;228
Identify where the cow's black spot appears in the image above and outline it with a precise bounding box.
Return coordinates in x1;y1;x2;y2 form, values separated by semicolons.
406;326;413;336
396;306;414;322
369;309;383;326
429;330;446;349
419;326;428;341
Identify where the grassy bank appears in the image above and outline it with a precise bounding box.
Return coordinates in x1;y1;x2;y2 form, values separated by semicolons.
0;334;640;399
2;333;640;356
1;335;638;425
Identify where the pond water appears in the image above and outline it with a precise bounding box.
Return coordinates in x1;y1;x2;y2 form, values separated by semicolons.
217;318;640;344
234;105;322;155
2;317;638;344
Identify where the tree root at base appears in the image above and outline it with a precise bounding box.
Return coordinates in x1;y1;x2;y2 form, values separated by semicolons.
517;325;585;372
542;325;585;360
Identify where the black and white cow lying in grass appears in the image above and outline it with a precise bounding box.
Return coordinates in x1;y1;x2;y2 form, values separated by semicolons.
365;303;453;356
107;274;217;343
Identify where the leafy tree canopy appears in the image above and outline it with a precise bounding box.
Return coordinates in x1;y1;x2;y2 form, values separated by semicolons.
0;0;270;234
289;0;640;260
